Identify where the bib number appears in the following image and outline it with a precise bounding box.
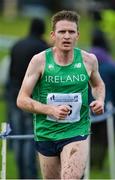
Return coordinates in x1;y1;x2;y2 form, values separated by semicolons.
47;93;82;123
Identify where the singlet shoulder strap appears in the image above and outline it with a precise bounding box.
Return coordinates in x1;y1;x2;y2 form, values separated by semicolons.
74;48;83;63
45;48;53;62
45;48;55;70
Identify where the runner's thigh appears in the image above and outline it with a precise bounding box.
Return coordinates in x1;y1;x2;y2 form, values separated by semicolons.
37;152;61;179
60;137;89;179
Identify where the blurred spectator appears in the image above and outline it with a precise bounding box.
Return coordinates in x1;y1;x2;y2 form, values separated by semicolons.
6;18;49;179
0;56;10;86
89;19;115;170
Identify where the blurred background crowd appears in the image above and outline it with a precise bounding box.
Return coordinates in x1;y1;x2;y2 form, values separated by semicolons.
0;0;115;179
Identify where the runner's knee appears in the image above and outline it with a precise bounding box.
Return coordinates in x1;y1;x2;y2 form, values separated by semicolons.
61;166;85;179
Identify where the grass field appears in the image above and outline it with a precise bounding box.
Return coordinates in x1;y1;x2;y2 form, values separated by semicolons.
0;14;112;179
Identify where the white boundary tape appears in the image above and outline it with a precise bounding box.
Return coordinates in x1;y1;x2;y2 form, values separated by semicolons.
1;123;7;180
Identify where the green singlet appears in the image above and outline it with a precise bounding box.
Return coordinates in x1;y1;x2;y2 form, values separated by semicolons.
33;48;91;141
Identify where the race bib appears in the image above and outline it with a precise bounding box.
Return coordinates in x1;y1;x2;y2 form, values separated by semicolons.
47;93;82;123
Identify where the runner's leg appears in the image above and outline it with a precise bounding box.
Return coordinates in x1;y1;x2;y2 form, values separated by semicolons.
37;153;61;179
60;137;89;179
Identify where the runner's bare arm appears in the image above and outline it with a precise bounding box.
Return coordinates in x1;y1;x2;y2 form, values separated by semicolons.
89;54;105;114
17;52;70;118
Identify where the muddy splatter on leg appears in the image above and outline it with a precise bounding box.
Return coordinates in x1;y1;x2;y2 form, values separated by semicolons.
60;138;89;179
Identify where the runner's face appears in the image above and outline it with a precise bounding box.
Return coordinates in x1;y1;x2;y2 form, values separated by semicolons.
51;20;79;51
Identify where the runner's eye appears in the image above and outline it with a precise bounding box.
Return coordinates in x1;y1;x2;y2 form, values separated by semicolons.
69;30;76;34
58;30;66;34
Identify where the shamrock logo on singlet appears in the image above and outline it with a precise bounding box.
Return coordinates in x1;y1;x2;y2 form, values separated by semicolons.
48;65;54;69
